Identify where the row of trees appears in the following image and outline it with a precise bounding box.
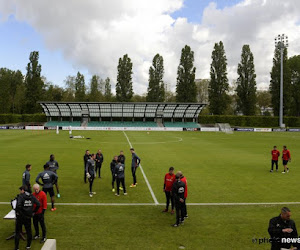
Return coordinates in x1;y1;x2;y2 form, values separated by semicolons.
209;42;300;116
0;44;299;115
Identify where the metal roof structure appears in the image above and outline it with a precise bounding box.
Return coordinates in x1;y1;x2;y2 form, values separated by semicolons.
39;102;206;119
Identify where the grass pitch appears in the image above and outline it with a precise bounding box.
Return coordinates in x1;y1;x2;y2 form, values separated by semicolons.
0;130;299;249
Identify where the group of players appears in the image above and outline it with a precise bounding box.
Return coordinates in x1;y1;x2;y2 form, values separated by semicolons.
83;148;141;197
14;155;60;250
163;167;188;227
14;146;188;250
83;148;188;227
270;145;292;173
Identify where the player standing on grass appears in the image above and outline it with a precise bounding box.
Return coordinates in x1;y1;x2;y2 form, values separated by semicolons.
83;150;91;183
86;154;96;197
32;183;47;243
95;149;104;178
22;164;32;193
110;156;118;192
282;146;291;173
15;185;40;250
270;146;280;172
130;148;140;188
172;174;186;227
178;171;188;219
114;161;127;196
46;154;60;198
162;167;175;214
36;164;58;211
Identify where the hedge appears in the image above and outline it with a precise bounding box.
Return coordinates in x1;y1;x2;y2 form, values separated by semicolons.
0;113;47;124
198;115;300;128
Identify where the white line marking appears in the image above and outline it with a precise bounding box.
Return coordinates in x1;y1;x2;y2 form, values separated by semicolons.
1;202;300;206
122;131;159;205
186;202;300;206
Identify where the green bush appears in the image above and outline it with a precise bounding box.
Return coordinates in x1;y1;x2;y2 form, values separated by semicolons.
198;115;300;127
0;113;46;124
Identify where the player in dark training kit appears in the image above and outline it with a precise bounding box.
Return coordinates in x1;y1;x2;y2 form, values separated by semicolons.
86;154;96;197
130;148;140;188
110;156;118;192
83;150;91;183
15;185;40;250
270;146;280;172
22;164;32;193
172;173;186;227
36;164;58;211
114;161;127;196
95;149;104;178
178;171;188;219
46;154;60;197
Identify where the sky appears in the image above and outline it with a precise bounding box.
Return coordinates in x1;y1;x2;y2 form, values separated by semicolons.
0;0;299;94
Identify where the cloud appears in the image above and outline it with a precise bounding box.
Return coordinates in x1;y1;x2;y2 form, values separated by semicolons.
0;0;300;93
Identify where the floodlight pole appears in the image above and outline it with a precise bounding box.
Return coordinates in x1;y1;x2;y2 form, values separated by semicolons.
275;34;288;128
280;46;283;128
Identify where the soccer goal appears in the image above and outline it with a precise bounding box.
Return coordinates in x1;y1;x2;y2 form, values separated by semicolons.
217;123;233;134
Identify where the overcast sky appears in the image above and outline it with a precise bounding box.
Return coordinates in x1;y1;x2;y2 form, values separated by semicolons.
0;0;299;94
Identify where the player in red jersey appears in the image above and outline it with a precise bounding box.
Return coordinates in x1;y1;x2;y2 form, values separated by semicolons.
162;167;175;214
32;183;48;243
270;146;280;172
282;146;291;173
178;171;188;219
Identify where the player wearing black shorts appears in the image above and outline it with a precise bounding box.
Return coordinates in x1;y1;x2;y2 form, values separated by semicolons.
114;161;127;196
36;164;58;211
46;154;60;197
83;150;91;183
95;149;104;178
86;154;96;197
110;156;118;192
130;148;140;188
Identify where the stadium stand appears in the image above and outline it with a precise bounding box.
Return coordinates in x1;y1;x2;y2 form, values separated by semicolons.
87;121;158;127
163;122;200;128
39;102;206;128
45;121;81;127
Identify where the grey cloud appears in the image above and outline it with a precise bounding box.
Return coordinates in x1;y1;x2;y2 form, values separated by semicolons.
0;0;299;93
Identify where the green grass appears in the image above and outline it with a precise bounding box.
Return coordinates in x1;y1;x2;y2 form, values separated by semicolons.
0;130;299;249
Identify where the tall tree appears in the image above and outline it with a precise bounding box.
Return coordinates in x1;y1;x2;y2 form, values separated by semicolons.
75;72;86;101
116;54;133;102
0;68;12;113
25;51;45;113
146;54;165;102
10;70;24;113
88;75;103;102
288;55;300;116
270;46;291;116
176;45;197;102
208;41;229;115
236;45;257;115
104;77;112;101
